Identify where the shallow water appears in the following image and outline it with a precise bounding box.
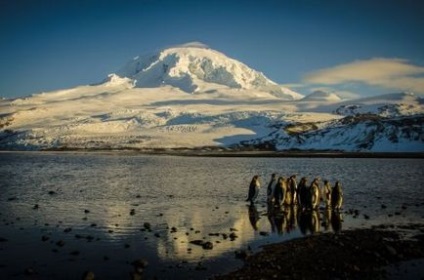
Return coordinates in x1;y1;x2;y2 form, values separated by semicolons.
0;152;423;279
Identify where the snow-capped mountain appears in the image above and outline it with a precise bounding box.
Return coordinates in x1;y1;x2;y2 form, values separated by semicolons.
0;43;423;152
115;42;303;100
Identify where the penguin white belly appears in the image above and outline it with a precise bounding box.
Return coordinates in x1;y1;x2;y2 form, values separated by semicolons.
311;186;320;209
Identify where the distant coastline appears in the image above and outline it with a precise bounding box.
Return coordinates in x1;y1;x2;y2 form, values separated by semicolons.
1;148;423;158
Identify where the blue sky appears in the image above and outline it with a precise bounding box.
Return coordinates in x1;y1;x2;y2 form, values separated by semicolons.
1;0;423;99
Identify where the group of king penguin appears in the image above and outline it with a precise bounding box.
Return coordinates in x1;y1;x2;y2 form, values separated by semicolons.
246;174;343;211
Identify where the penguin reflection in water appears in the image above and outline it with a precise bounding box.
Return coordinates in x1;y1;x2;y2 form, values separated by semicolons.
246;175;261;205
331;210;343;233
248;204;260;231
298;209;321;235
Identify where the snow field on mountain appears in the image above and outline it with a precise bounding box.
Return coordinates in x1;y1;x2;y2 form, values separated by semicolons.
0;81;337;150
1;82;422;151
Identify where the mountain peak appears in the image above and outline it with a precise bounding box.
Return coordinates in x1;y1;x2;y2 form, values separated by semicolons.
114;43;303;100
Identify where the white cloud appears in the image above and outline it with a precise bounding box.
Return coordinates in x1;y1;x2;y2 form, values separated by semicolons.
309;87;360;100
303;58;424;93
280;83;305;89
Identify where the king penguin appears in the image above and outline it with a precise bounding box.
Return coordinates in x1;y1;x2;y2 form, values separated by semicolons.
310;178;321;209
298;177;309;209
267;173;278;203
246;175;260;205
331;181;343;210
288;175;298;206
273;177;287;206
323;180;332;209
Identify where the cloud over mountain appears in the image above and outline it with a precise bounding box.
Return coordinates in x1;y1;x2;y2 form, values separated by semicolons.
303;58;424;94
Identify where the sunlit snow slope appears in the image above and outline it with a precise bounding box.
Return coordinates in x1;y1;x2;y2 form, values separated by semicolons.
0;43;423;152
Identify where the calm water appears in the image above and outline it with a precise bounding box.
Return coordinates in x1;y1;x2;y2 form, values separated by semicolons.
0;152;423;279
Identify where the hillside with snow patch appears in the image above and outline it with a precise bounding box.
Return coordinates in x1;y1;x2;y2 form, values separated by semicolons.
0;43;423;152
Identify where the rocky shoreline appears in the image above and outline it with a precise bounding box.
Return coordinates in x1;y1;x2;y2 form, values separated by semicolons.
214;223;424;280
2;149;424;159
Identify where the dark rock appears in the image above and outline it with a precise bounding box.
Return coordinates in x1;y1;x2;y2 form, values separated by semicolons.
190;240;205;246
386;245;397;256
202;241;213;250
132;258;148;275
195;262;207;271
130;271;142;280
412;234;424;242
70;250;80;256
24;267;36;275
82;270;95;280
235;250;250;260
85;235;94;242
229;232;238;240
